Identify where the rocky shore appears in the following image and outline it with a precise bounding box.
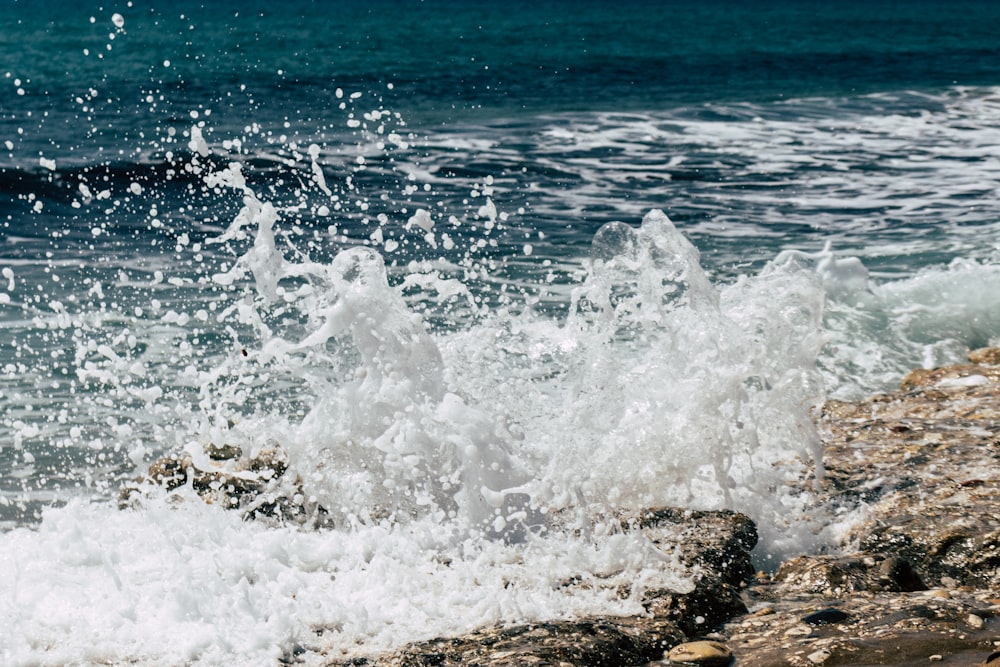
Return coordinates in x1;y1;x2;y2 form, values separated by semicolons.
125;348;1000;666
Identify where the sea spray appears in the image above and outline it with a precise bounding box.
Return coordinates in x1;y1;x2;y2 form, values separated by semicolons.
190;139;831;556
508;210;829;557
200;163;532;536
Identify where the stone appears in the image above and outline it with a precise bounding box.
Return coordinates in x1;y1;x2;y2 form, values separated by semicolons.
624;507;756;635
205;443;242;460
878;555;926;592
624;508;758;588
321;507;757;666
773;553;925;595
664;640;733;666
118;442;322;525
325;617;685;667
801;608;850;626
969;347;1000;366
900;363;1000;391
806;649;831;664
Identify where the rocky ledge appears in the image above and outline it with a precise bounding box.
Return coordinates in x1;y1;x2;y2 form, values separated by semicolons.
124;348;1000;666
723;347;1000;666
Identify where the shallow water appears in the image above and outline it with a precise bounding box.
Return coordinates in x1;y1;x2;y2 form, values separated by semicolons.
2;1;1000;664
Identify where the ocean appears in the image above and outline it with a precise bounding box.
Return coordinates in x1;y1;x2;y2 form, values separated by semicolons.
2;0;1000;664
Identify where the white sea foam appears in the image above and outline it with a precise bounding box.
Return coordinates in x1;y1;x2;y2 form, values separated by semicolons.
0;156;836;662
1;497;683;666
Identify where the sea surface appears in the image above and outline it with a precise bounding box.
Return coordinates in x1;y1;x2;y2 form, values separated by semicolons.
2;1;1000;664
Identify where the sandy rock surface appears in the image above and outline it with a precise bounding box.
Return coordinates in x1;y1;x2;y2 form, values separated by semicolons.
723;347;1000;666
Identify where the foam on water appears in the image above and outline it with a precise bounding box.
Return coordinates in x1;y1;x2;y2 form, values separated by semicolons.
2;497;687;666
4;59;1000;664
0;135;845;663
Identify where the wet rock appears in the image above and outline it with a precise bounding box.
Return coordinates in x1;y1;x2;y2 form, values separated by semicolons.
773;553;925;595
970;347;1000;366
642;578;747;637
325;617;685;667
878;555;926;592
800;608;850;626
323;508;756;666
206;443;242;460
119;443;321;525
860;525;1000;590
721;358;1000;666
664;639;733;666
627;508;756;634
626;507;758;588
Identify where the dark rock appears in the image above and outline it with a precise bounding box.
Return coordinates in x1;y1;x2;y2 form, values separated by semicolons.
326;617;685;667
772;553;925;595
642;578;747;636
861;526;1000;590
626;507;758;588
877;555;925;592
801;608;851;625
624;507;756;634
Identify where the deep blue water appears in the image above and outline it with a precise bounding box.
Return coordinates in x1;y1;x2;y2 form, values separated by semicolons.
5;0;1000;269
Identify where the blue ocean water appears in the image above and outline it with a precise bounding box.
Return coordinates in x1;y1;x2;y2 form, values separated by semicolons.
1;2;1000;663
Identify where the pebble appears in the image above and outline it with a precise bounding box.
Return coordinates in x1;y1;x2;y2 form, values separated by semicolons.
968;613;986;630
929;656;943;662
749;606;775;617
665;640;733;666
807;649;831;664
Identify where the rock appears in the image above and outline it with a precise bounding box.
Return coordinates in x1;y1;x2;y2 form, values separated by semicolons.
325;617;685;667
806;649;831;664
719;359;1000;666
664;640;733;666
625;507;758;588
772;553;925;595
628;508;756;634
119;442;321;525
900;363;1000;391
205;443;242;460
641;579;747;637
878;555;926;592
970;347;1000;365
800;608;850;626
322;508;756;666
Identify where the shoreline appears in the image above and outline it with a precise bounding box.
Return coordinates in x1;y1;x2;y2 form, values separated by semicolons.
117;348;1000;666
315;348;1000;666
